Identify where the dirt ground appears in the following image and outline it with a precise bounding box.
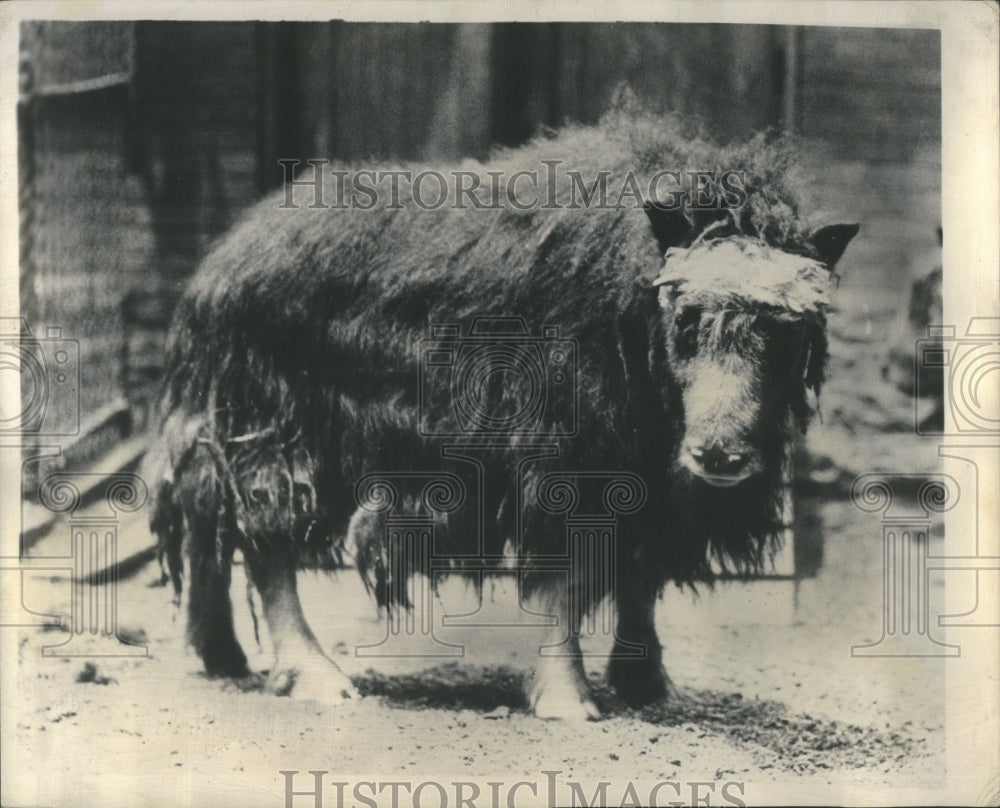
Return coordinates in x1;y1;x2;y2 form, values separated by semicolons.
7;486;949;807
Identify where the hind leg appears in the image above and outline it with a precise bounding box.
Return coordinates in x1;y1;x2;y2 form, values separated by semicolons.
186;523;248;677
177;449;248;677
527;574;600;721
244;541;357;705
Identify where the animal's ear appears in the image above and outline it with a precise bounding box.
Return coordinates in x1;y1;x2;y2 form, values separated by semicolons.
809;223;860;268
644;203;689;255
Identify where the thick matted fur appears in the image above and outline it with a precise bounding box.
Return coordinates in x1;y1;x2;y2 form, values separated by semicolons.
146;104;858;718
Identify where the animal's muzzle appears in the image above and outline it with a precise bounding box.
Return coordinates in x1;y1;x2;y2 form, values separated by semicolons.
683;443;755;487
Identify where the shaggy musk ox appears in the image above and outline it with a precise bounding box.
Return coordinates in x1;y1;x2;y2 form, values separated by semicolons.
146;106;858;720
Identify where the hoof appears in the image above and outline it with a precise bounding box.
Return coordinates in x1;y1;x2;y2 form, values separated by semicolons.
200;642;249;679
267;653;358;706
607;653;676;709
531;685;601;721
529;656;600;721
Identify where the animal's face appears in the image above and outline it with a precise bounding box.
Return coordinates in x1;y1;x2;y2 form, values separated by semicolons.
647;224;858;488
662;297;817;486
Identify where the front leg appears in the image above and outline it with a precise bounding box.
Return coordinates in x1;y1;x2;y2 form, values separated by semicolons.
526;573;600;721
606;577;676;708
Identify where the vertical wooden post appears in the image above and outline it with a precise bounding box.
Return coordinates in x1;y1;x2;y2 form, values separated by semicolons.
783;26;802;134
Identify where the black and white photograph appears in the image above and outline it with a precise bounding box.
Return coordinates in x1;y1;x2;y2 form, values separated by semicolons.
1;2;997;806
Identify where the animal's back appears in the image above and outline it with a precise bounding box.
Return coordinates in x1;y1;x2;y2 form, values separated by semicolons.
157;120;692;464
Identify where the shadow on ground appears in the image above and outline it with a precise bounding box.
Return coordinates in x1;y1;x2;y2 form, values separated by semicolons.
337;662;929;774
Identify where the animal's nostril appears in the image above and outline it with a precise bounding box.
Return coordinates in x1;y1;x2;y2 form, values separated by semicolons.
694;446;748;475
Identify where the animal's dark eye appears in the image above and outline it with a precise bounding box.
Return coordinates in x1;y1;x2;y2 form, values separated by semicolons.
762;321;805;378
674;306;701;358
